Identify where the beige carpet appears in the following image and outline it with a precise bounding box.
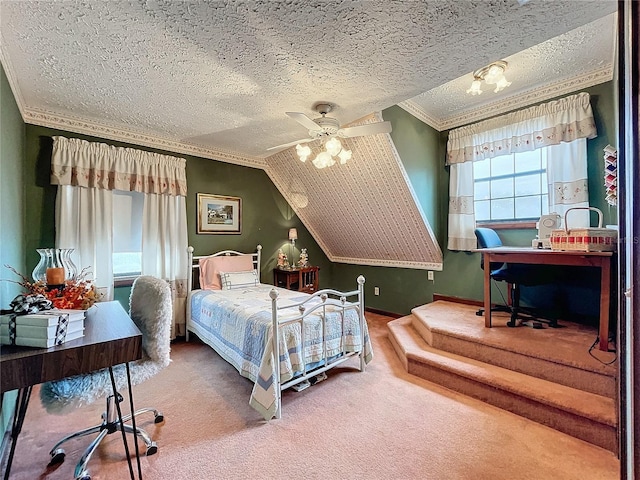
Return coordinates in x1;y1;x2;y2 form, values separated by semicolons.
5;313;619;480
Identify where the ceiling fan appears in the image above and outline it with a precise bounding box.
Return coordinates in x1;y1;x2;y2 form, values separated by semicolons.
267;103;392;151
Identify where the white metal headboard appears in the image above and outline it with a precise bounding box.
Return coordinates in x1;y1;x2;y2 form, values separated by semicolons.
186;245;262;292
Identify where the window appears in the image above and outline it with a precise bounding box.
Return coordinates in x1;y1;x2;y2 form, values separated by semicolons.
473;148;549;223
112;190;143;277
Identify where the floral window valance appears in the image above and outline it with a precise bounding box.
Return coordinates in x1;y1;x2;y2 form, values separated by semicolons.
51;136;187;196
446;92;597;165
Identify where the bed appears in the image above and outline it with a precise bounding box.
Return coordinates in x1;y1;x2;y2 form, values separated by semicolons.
186;245;373;420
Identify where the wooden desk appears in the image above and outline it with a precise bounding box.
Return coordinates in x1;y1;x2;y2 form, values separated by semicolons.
477;247;615;351
273;266;319;293
0;301;143;479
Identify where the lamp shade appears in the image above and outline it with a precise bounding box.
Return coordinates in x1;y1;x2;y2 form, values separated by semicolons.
288;228;298;241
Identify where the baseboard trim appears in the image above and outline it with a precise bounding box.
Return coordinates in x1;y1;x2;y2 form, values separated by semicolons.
432;294;484;307
365;307;403;319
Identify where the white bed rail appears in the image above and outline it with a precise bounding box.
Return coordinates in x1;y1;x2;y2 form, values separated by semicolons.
270;275;366;419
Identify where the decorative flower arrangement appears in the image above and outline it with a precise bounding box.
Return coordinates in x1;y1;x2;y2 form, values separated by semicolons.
4;265;100;310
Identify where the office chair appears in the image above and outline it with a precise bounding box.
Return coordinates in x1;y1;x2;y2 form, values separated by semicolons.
39;276;172;480
474;228;557;328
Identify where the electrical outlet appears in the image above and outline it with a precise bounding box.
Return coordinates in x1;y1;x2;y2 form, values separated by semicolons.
428;271;434;281
374;286;380;296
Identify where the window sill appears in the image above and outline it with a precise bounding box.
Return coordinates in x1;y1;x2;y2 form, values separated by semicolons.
114;276;138;288
476;221;536;230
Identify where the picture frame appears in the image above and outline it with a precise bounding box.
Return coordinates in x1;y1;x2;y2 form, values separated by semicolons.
196;193;242;234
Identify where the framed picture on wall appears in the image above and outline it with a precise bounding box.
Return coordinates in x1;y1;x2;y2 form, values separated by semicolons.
197;193;242;234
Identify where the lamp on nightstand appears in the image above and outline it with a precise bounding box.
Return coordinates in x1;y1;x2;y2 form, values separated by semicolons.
288;228;297;266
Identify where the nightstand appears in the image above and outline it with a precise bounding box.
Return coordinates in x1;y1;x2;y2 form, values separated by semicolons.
273;266;319;293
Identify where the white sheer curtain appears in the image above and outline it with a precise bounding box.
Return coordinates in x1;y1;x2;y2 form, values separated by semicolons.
446;92;597;251
51;136;189;335
55;185;114;299
141;193;188;337
546;139;590;226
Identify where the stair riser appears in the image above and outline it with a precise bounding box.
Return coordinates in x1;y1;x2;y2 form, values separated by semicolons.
430;332;616;398
387;329;409;371
408;357;618;454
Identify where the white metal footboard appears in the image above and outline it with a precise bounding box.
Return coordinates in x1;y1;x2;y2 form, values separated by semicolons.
270;275;366;419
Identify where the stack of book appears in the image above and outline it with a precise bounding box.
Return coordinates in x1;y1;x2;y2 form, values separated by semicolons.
0;309;85;348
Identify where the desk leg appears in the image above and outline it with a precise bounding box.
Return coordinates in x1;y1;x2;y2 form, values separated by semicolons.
3;386;32;480
125;363;143;480
598;258;611;351
483;252;492;328
108;367;137;480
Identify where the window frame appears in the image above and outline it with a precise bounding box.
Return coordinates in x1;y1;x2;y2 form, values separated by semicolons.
473;149;548;229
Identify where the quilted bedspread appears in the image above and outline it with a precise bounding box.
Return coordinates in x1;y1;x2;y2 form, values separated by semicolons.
189;284;373;420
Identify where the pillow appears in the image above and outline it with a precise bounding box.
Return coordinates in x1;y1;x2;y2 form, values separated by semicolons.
199;255;254;290
219;270;259;290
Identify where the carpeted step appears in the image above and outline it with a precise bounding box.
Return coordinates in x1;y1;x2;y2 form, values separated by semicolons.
388;315;617;453
411;301;616;398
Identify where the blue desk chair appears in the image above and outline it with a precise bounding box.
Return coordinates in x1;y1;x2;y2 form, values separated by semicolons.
475;228;557;328
40;276;172;480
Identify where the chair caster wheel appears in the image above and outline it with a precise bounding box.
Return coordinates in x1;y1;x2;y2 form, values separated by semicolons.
507;320;517;328
154;412;164;423
49;448;65;465
146;442;158;456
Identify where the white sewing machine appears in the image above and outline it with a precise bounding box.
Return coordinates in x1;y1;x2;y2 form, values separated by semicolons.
532;213;561;249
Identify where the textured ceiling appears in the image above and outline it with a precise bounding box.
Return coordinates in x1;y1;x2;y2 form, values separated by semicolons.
0;1;618;270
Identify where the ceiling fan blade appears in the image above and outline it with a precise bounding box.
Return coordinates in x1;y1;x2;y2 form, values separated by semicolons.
338;121;392;138
286;112;321;132
266;138;314;151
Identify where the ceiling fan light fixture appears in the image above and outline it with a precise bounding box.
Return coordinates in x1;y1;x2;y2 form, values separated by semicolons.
338;148;352;165
296;144;312;162
295;137;353;169
281;102;391;169
312;151;334;169
325;137;342;156
467;60;511;96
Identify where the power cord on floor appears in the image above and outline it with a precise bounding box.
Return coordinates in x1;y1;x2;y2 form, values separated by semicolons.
588;336;617;365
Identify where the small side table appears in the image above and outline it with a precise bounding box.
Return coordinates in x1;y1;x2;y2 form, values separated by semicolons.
273;266;319;293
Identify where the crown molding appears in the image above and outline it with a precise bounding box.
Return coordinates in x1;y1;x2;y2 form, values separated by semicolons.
402;65;614;132
397;100;443;131
21;108;266;169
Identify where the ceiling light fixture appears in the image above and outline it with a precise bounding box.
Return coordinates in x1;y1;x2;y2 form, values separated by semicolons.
296;138;352;169
466;60;512;96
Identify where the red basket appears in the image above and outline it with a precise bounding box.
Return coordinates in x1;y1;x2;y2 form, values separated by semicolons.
550;207;617;252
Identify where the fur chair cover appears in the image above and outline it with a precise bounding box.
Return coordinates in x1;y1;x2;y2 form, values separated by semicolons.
40;276;173;414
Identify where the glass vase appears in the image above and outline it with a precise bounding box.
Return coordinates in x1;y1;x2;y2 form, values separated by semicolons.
32;248;77;286
59;248;78;281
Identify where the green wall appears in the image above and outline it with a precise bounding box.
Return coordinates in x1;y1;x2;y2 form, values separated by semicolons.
0;63;25;450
